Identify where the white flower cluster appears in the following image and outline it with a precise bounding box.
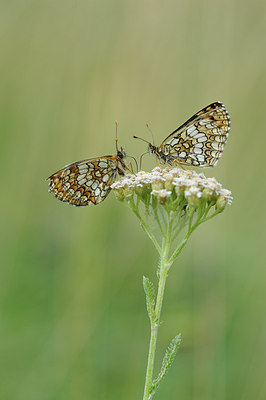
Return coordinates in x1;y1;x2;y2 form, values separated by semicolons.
112;167;233;209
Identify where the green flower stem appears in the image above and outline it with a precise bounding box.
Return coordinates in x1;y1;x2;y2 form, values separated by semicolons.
143;318;158;400
141;202;225;399
140;220;162;256
169;212;207;265
154;208;164;236
168;233;190;265
143;212;173;400
131;203;162;255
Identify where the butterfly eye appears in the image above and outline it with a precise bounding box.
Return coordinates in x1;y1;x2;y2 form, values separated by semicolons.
148;144;157;154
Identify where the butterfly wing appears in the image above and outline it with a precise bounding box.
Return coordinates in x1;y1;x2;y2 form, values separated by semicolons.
48;156;119;206
158;102;231;167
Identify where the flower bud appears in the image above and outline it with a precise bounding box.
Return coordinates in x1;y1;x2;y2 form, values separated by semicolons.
185;186;202;208
175;185;185;197
123;185;134;197
114;187;125;201
216;189;233;211
164;173;174;191
202;187;215;202
151;176;165;192
157;189;172;205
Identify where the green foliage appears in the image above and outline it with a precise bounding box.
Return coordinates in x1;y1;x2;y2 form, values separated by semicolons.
143;276;156;323
151;334;182;397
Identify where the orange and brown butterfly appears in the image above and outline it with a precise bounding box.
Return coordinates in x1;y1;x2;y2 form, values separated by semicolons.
47;122;128;206
134;102;231;168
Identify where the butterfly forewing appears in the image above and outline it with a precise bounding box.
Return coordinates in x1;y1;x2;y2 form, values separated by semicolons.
48;155;125;206
158;102;230;167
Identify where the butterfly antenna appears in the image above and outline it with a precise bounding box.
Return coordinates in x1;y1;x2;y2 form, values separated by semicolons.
140;151;150;170
146;123;155;146
126;154;139;172
115;120;119;152
133;135;151;145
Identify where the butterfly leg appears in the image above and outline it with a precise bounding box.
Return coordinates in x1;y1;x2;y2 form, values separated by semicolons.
122;161;136;175
155;157;164;171
127;161;135;174
170;159;185;170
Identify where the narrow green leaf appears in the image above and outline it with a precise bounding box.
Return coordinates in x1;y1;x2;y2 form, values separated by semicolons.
140;223;161;255
150;334;181;396
143;276;156;323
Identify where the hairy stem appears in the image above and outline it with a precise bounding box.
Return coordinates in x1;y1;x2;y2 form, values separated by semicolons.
143;213;173;400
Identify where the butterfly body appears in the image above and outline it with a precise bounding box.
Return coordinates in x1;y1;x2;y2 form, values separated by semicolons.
144;102;231;167
48;148;127;206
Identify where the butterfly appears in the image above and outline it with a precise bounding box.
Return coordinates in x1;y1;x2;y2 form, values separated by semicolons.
47;124;128;206
134;102;231;167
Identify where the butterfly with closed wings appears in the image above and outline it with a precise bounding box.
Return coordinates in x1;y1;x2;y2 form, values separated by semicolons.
47;122;129;206
134;102;231;168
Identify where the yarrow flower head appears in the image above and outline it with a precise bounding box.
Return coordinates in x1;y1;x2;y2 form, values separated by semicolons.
111;166;232;254
112;166;232;214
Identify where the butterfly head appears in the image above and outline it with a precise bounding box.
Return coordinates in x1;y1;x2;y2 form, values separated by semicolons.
148;143;157;155
115;122;138;171
117;147;126;160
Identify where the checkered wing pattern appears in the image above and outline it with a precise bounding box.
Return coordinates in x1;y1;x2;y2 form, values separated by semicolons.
48;156;123;206
157;102;230;167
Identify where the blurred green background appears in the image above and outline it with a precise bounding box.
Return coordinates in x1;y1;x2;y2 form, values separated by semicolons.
1;1;266;399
